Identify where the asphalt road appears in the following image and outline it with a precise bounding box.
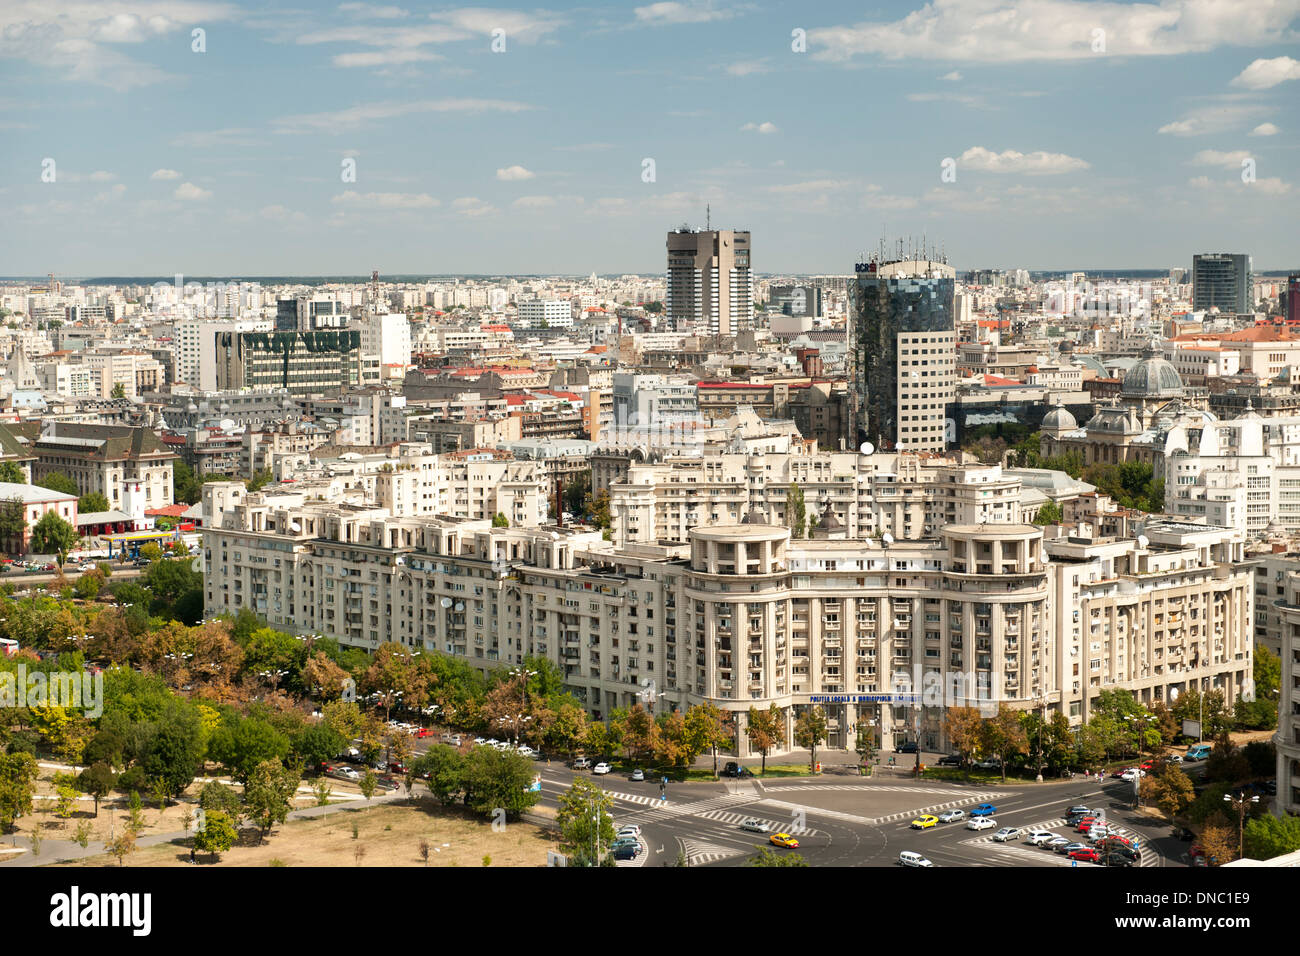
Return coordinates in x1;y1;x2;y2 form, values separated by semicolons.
527;764;1187;869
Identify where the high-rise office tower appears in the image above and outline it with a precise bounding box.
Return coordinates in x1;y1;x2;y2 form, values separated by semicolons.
665;227;752;336
1192;253;1252;314
848;253;957;453
1286;274;1300;323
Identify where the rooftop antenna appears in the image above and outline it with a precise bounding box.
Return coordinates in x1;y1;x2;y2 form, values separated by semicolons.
706;204;711;231
370;269;380;314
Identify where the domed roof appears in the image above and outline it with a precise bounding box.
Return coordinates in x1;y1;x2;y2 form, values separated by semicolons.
1042;405;1077;430
1122;353;1184;399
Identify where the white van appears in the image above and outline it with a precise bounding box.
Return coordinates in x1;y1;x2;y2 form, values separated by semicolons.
898;851;933;867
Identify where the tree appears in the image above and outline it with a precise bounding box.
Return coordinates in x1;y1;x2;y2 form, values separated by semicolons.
29;511;79;561
0;751;39;832
942;706;983;766
410;745;465;805
492;512;509;528
1243;813;1300;860
461;746;539;820
193;809;237;861
682;702;730;777
0;498;27;551
620;704;658;765
290;724;344;771
979;704;1028;782
745;704;785;775
786;483;806;539
854;723;877;769
246;469;273;493
79;491;110;514
77;762;116;817
244;759;300;843
555;777;616;866
208;717;290;785
199;781;243;824
748;847;808;867
1146;765;1195;819
359;768;377;803
106;828;137;865
1205;738;1251;785
141;722;204;798
1200;822;1238;866
1032;501;1063;525
793;707;828;772
34;472;79;497
0;462;24;483
111;382;127;400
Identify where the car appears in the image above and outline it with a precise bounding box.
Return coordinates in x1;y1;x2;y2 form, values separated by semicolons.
1185;744;1213;761
910;815;939;830
1103;851;1136;867
416;728;433;739
1110;768;1130;779
937;809;966;824
630;769;645;782
1119;769;1146;782
1138;760;1156;771
770;833;800;849
1098;838;1140;859
612;843;641;861
1068;847;1101;863
1066;805;1093;817
992;827;1022;843
616;825;642;838
516;745;537;758
971;803;997;817
1173;826;1195;842
572;756;592;770
1164;754;1183;764
898;851;933;867
897;742;919;754
720;764;754;778
739;818;771;834
973;757;1001;770
1025;830;1057;846
937;754;962;767
966;817;996;831
1057;841;1088;856
1087;828;1118;843
1046;836;1073;852
592;762;611;775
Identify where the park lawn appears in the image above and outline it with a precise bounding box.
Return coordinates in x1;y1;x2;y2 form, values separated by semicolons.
754;764;817;778
56;799;559;868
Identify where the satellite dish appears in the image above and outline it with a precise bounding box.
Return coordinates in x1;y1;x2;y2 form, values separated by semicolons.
289;521;301;533
882;532;894;545
454;602;464;611
440;597;453;608
1137;535;1149;549
1169;686;1180;702
859;441;875;456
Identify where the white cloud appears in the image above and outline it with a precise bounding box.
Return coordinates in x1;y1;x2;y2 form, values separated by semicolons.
332;190;439;208
553;142;614;152
169;127;259;148
762;179;852;194
259;204;308;222
1231;56;1300;90
88;170;116;182
333;49;439;67
1157;101;1267;136
451;196;497;217
150;168;182;180
726;59;769;76
1250;122;1279;136
512;195;557;209
338;3;409;18
959;146;1089;175
428;8;564;44
273;98;532;133
496;165;535;181
1190;149;1252;168
809;0;1300;64
634;1;742;25
173;182;212;200
741;121;778;134
940;70;962;81
1188;174;1291;195
94;183;127;202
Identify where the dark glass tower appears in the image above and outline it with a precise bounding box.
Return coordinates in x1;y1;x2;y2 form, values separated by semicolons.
848;258;956;452
1192;253;1252;314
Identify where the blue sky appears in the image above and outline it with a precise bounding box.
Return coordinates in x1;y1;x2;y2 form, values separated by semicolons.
2;0;1298;276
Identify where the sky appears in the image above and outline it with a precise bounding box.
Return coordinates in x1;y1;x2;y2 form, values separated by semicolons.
1;0;1298;277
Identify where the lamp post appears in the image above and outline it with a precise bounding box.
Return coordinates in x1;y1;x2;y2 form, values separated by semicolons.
1224;790;1260;860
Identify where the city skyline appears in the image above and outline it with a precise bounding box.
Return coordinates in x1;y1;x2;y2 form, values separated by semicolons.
1;0;1298;275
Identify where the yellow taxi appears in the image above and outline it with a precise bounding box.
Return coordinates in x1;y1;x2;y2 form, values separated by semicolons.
769;832;800;849
910;815;939;830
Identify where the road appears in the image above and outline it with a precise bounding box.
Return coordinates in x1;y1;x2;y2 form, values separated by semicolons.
526;764;1186;868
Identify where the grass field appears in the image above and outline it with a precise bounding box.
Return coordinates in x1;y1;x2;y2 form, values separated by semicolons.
55;799;559;868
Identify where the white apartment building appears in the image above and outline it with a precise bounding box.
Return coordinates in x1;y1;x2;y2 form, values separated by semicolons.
516;300;573;329
611;373;700;429
174;317;272;391
36;360;95;398
1274;570;1300;816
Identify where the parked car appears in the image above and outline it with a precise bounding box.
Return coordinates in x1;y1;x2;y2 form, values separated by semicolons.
613;843;641;861
1046;836;1073;852
973;757;1001;770
630;769;645;782
1103;851;1136;867
610;837;639;851
1069;847;1101;863
739;818;770;834
1025;830;1057;846
1164;754;1183;764
910;815;939;830
770;833;800;849
992;827;1022;843
592;762;611;775
937;754;962;767
970;803;997;817
616;825;642;839
1066;805;1093;817
572;756;592;770
937;809;965;823
1057;841;1088;856
966;817;996;831
897;742;919;754
720;762;754;778
898;851;933;867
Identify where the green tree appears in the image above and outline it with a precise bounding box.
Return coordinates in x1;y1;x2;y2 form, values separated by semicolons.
1032;501;1063;525
359;767;377;803
0;498;27;549
76;762;116;817
748;847;808;867
141;722;205;798
979;704;1029;782
29;510;79;561
793;707;828;772
410;745;465;805
199;780;244;824
0;750;39;832
289;724;344;772
786;483;806;539
244;759;300;843
745;704;785;775
683;702;731;777
461;746;539;820
208;717;290;785
1243;813;1300;860
111;382;127;400
79;491;110;513
34;472;80;497
492;512;509;528
555;777;617;866
0;462;24;483
246;469;273;493
193;809;238;861
854;723;877;770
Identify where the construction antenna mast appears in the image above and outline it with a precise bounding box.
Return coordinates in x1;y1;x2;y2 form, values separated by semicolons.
370;269;380;314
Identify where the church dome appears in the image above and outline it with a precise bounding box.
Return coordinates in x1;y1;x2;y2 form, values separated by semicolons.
1122;354;1184;399
1042;405;1077;431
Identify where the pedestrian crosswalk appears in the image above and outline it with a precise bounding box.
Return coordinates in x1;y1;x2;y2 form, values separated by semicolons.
613;792;760;825
677;837;747;868
873;793;998;825
692;807;821;836
961;817;1158;867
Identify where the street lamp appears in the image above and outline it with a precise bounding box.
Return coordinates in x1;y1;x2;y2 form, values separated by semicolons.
1223;790;1260;860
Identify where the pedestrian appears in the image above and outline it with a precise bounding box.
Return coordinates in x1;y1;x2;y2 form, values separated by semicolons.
190;847;196;865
